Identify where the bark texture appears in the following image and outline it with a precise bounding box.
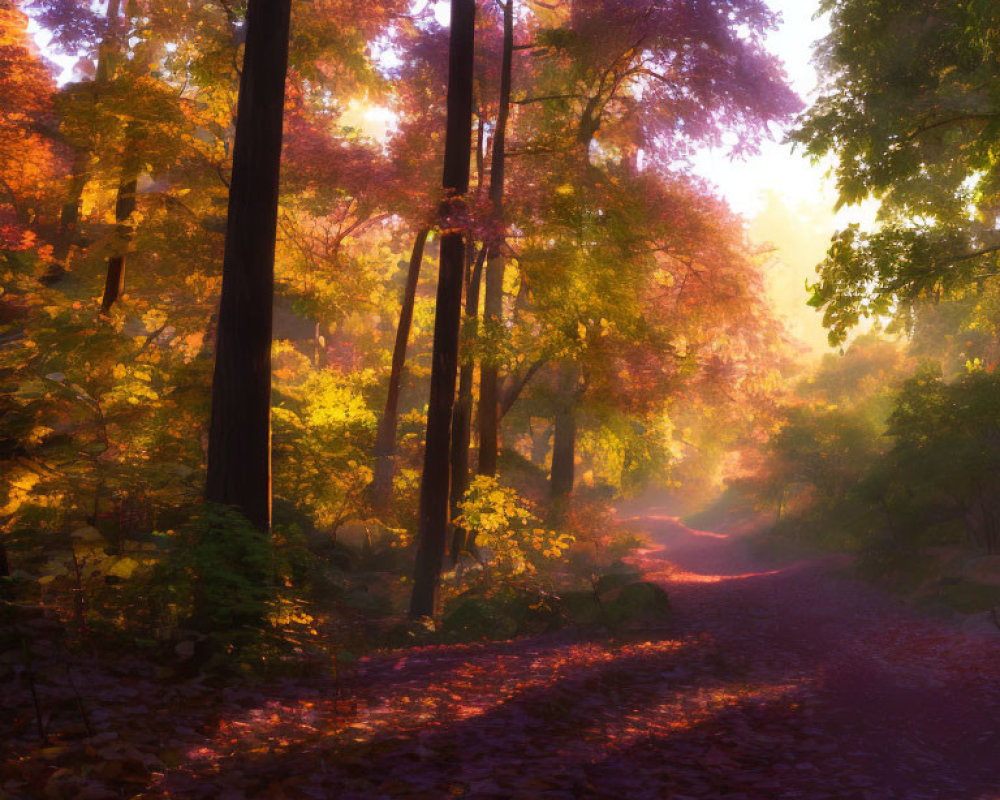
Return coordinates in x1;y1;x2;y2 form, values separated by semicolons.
477;0;514;477
550;366;580;501
410;0;476;619
449;244;486;560
205;0;292;533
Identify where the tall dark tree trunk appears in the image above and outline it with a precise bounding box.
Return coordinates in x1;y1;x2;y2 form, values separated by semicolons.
409;0;476;619
550;366;579;501
449;243;486;560
205;0;292;533
0;536;9;578
100;124;140;315
477;0;514;478
369;227;430;512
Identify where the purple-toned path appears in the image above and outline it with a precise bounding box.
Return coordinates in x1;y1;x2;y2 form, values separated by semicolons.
8;502;1000;798
156;505;1000;799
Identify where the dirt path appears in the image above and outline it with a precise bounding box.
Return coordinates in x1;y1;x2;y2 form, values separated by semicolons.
9;504;1000;798
149;505;1000;799
624;507;1000;800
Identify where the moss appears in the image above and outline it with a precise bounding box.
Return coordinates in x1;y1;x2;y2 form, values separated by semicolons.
559;590;603;626
603;581;672;627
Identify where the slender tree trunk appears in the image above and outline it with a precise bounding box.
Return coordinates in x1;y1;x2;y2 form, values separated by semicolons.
477;0;514;478
47;149;90;270
550;366;579;501
205;0;292;533
548;105;599;508
499;357;547;420
100;124;140;315
369;227;430;512
449;243;486;560
409;0;476;619
0;536;8;578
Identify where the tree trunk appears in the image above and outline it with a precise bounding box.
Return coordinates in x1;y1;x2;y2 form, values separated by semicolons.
369;227;430;512
409;0;476;620
499;357;547;420
449;243;486;560
0;536;8;578
100;125;140;315
205;0;292;534
550;366;579;501
477;0;514;478
46;149;91;273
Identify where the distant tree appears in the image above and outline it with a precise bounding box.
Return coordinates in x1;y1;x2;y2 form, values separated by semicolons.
369;227;430;512
492;0;799;499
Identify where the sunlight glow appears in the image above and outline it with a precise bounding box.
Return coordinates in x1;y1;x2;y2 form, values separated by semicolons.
620;514;732;538
203;639;697;759
645;567;787;584
689;0;881;356
607;681;809;752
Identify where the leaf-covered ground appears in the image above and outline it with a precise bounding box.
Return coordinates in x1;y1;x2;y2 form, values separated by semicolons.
5;506;1000;799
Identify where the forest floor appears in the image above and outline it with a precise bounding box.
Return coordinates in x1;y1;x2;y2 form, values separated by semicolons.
5;502;1000;799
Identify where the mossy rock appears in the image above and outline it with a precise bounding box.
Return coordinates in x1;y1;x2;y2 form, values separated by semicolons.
594;565;642;595
603;581;672;627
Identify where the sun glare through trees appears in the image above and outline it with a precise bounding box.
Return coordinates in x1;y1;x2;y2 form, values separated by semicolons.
2;1;1000;798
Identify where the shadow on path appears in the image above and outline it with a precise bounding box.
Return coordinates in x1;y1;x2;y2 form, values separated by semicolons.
152;503;1000;799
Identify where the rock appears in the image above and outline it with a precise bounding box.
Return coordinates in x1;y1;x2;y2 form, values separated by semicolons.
604;581;672;628
335;520;396;552
594;566;642;595
70;525;103;543
960;609;1000;640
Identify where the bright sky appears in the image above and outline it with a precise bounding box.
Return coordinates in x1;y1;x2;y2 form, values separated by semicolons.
692;0;876;355
691;0;831;218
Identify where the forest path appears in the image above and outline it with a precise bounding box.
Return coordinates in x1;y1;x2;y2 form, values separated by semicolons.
153;503;1000;799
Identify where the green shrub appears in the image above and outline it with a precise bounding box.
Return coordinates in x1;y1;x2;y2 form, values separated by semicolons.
440;583;565;641
152;503;274;636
